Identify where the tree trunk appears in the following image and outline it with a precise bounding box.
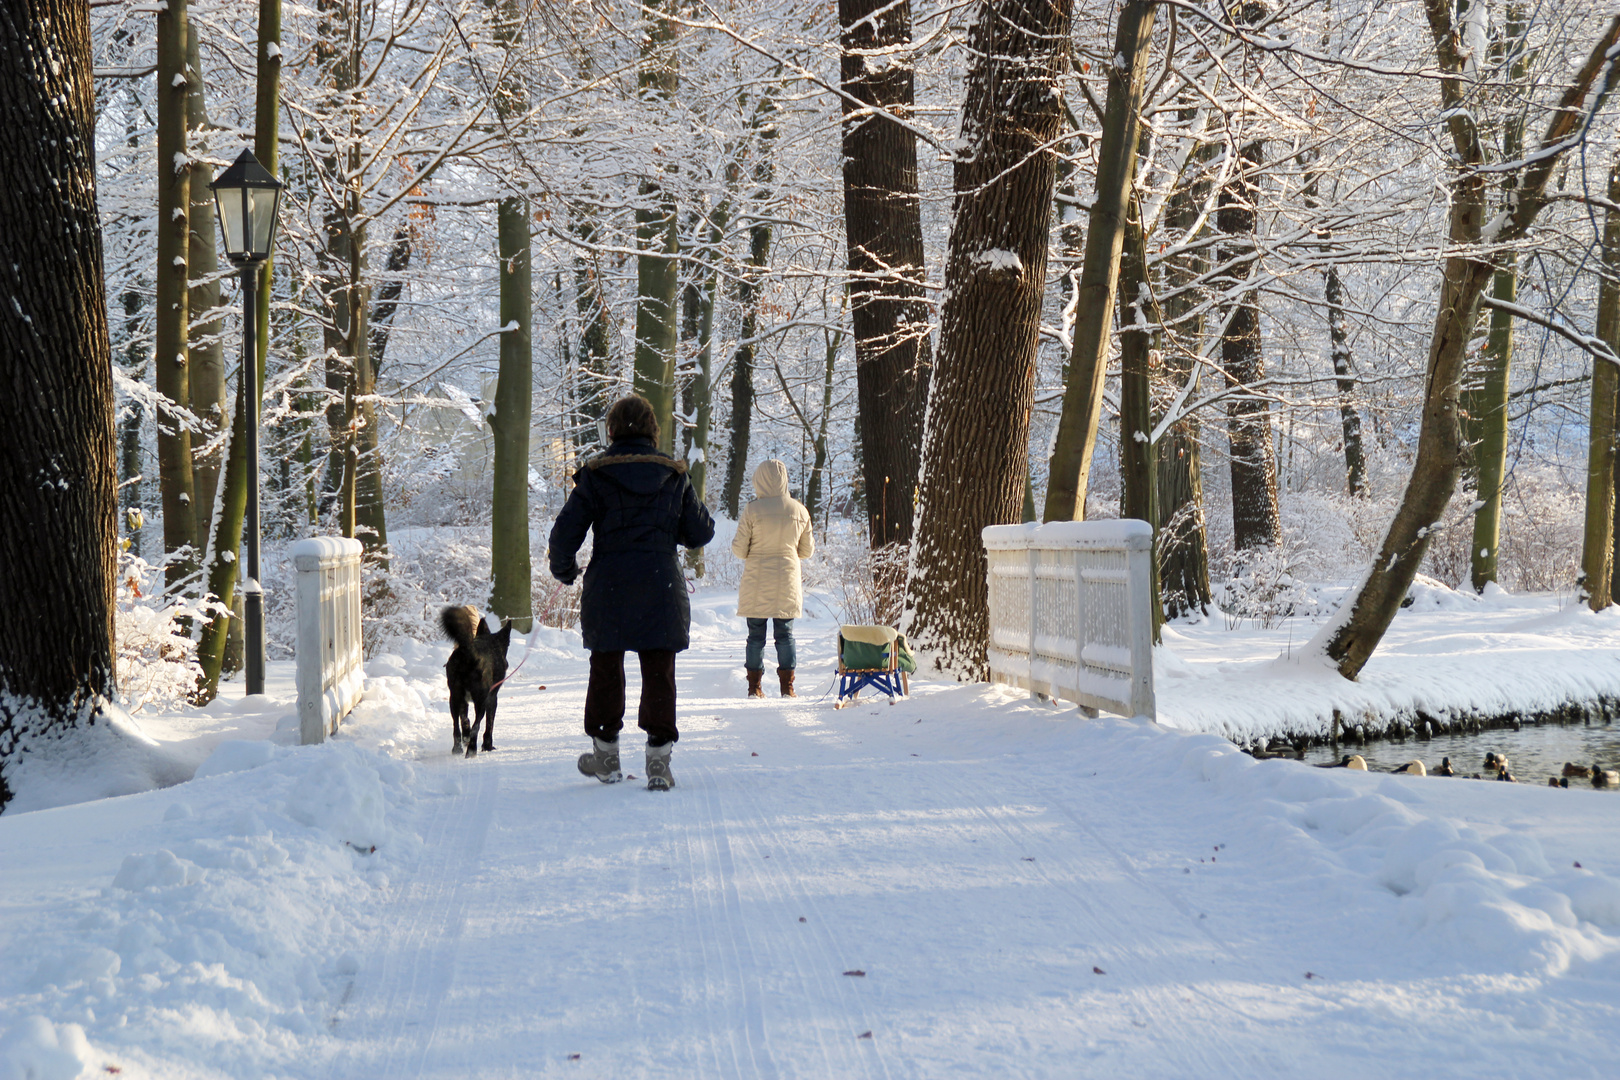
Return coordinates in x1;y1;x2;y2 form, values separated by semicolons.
121;311;147;560
723;123;778;519
0;0;119;809
1219;139;1282;551
1465;4;1529;592
1317;7;1620;679
634;0;680;453
1042;0;1155;522
487;0;531;629
1323;263;1368;497
1156;157;1212;619
1581;157;1620;610
572;218;612;452
840;0;932;547
905;0;1071;677
1118;196;1162;641
195;0;281;701
155;0;198;596
186;26;227;549
1465;262;1516;589
316;0;384;563
1302;165;1369;501
369;226;411;376
807;326;841;523
690;211;724;508
680;260;700;464
723;203;774;518
490;197;532;627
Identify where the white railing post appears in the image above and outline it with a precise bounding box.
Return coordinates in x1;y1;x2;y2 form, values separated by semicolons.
290;536;365;745
1124;529;1157;719
1027;541;1040;699
982;520;1155;721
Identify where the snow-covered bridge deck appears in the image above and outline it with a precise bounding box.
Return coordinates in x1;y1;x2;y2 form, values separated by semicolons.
2;593;1619;1078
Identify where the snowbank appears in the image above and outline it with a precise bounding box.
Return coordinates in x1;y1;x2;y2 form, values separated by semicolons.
1181;736;1620;977
1156;586;1620;743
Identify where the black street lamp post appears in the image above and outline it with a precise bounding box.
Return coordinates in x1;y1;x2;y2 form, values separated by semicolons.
210;149;284;697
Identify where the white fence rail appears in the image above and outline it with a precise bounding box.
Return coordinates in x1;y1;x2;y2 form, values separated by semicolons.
291;536;364;745
983;520;1155;720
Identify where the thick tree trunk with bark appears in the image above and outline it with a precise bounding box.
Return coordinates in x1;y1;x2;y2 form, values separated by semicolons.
840;0;932;547
0;0;119;808
634;0;680;454
1581;158;1620;610
1043;0;1156;522
490;195;533;627
488;0;532;629
1465;5;1529;592
155;0;198;596
314;2;385;563
1118;197;1162;641
1466;263;1517;589
1156;173;1212;619
186;27;227;548
905;0;1071;677
196;0;281;700
1218;140;1281;551
1317;7;1620;680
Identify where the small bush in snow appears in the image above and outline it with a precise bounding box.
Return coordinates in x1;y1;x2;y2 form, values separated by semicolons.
114;553;209;712
1212;540;1329;629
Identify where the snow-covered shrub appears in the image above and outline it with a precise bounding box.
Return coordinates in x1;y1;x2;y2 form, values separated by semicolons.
114;553;208;712
1497;471;1583;593
821;525;905;628
1212;539;1329;629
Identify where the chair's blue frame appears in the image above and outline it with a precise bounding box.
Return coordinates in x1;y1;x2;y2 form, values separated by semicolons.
835;632;909;706
837;667;906;704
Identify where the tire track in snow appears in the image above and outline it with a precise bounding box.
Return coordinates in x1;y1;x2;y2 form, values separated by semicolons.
670;763;783;1080
328;762;499;1079
949;764;1285;1077
714;766;897;1080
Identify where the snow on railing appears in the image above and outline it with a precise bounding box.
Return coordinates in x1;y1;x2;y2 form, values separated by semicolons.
982;520;1155;720
290;536;364;745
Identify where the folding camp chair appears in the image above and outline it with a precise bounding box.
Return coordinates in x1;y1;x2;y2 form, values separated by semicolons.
834;624;916;708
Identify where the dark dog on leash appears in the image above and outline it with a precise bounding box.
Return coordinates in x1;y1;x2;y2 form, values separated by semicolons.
440;605;513;758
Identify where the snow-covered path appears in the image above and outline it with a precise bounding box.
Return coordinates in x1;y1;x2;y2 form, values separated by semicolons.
4;593;1620;1078
328;681;1272;1079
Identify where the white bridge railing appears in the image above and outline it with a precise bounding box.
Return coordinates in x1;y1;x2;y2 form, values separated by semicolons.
291;536;364;745
983;520;1155;720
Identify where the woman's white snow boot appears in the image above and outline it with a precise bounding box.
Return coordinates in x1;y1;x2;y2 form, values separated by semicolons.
577;737;622;784
645;743;675;792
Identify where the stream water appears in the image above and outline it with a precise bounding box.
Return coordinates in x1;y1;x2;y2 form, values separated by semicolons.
1297;717;1620;786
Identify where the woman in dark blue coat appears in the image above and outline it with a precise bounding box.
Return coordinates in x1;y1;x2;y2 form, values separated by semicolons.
548;394;714;791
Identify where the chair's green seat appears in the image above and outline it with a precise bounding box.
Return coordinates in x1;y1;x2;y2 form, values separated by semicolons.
839;625;917;674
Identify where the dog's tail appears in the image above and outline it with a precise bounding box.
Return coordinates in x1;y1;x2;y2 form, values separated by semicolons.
440;605;484;651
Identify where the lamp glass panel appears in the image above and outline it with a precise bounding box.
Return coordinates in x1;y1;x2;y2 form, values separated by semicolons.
215;186;248;258
249;187;280;257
